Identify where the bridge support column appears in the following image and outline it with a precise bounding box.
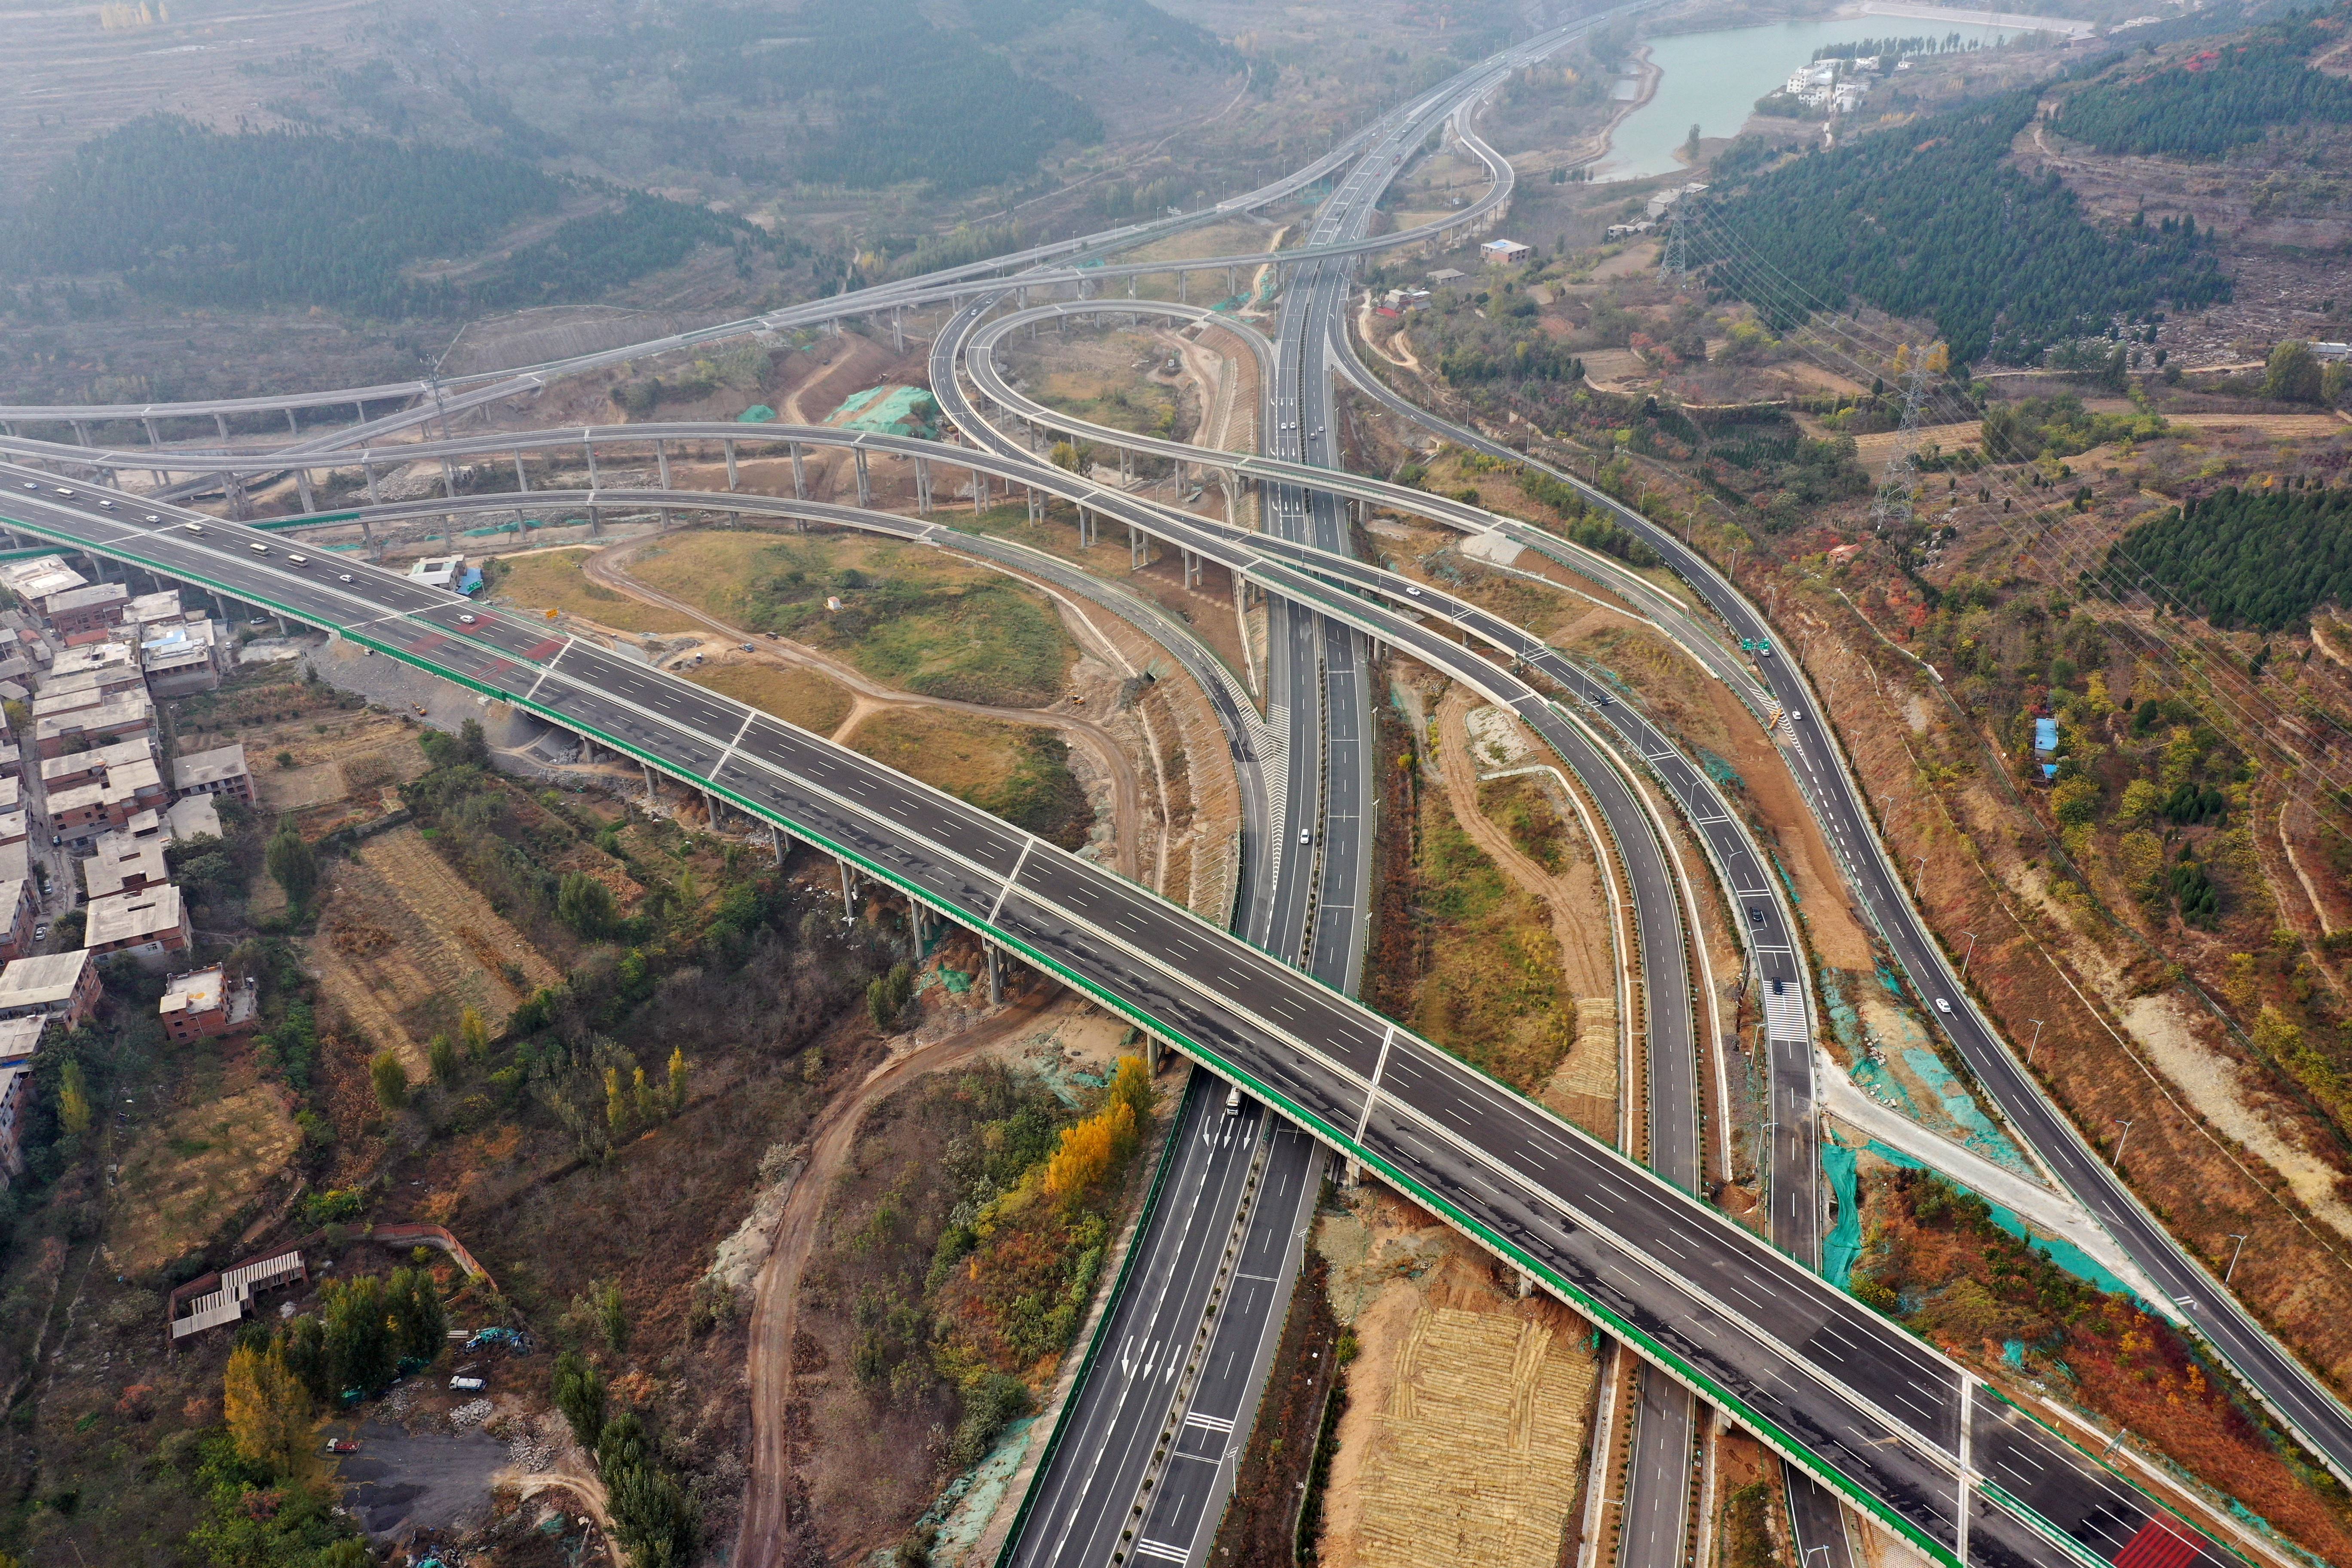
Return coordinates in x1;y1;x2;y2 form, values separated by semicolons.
142;417;160;449
770;823;789;866
853;449;871;508
909;903;928;959
355;400;368;426
789;442;807;501
440;457;458;500
702;788;723;829
1177;271;1187;303
1126;275;1136;298
1026;487;1042;524
364;464;380;505
1182;549;1200;588
285;407;299;436
585;443;600;488
913;456;931;514
71;420;90;447
294;471;315;512
723;441;738;492
214;413;230;441
1075;508;1092;548
972;468;986;513
642;762;658;803
655;439;671;491
1119;449;1131;485
1228;266;1237;295
1129;526;1146;570
891;309;904;354
986;943;1004;1006
839;859;860;915
1016;286;1027;311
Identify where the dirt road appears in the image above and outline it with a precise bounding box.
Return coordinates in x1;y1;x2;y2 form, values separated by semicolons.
580;537;1149;879
731;999;1053;1568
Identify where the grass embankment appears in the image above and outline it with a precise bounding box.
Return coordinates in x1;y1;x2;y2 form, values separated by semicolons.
1369;716;1576;1095
1852;1168;2352;1562
684;662;854;735
632;531;1078;707
487;548;698;633
1477;775;1573;873
847;709;1094;848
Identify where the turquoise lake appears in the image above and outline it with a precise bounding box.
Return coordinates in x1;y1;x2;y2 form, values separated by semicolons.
1591;13;2034;181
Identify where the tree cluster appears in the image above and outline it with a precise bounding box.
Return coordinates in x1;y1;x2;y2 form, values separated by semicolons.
2050;14;2352;159
1693;92;2230;362
2104;481;2352;631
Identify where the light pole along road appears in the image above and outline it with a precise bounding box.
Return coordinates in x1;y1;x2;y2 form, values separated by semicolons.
0;462;2240;1568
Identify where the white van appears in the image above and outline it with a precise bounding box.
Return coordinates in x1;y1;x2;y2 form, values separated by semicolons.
1224;1084;1242;1117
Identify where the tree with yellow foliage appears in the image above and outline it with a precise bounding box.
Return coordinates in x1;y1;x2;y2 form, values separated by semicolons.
224;1344;316;1480
1043;1099;1137;1202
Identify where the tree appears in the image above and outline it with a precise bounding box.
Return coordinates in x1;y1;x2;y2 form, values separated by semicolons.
1043;1099;1136;1202
667;1047;689;1114
224;1344;315;1478
2049;776;2101;827
597;1409;649;1476
632;1066;657;1127
57;1058;91;1136
322;1274;395;1393
605;1066;631;1134
557;870;618;937
279;1313;332;1403
370;1050;410;1111
868;962;914;1030
428;1033;458;1084
266;822;318;908
388;1266;447;1361
1106;1054;1155;1124
2265;339;2323;404
607;1461;698;1567
459;1005;489;1060
553;1350;608;1451
594;1278;629;1354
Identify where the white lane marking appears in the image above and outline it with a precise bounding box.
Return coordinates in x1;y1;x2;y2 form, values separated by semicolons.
987;839;1035;922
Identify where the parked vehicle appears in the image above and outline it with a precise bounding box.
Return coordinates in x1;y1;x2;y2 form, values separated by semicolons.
450;1376;487;1392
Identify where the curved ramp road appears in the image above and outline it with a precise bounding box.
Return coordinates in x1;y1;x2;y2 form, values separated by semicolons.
2;410;2231;1568
1325;326;2352;1491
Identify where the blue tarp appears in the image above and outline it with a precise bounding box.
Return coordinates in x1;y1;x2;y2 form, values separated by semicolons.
458;567;483;595
2033;717;2057;753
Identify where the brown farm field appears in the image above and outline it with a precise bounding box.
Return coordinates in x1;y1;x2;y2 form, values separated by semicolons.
308;825;565;1076
107;1080;300;1280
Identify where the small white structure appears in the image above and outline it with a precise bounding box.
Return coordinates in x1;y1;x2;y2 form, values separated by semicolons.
408;555;466;591
1479;239;1533;265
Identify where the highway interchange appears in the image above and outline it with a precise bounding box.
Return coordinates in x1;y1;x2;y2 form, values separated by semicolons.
0;9;2333;1565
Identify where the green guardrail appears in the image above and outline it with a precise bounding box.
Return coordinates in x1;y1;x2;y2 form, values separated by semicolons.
0;507;2175;1568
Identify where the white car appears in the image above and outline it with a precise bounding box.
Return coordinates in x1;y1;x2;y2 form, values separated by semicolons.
1934;998;1953;1015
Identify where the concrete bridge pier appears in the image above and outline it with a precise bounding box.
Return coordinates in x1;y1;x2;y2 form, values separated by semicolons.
1182;549;1201;588
640;762;658;803
71;420;90;447
839;860;861;916
294;470;315;512
1129;526;1147;570
584;442;600;488
723;441;738;492
440;456;459;500
655;439;671;490
769;823;789;867
891;309;905;354
513;453;531;494
214;413;230;441
789;442;807;501
913;456;932;514
971;467;986;512
285;406;300;437
1025;487;1043;524
142;417;161;449
985;943;1005;1005
1075;507;1094;548
364;464;380;505
853;449;872;508
1178;271;1188;303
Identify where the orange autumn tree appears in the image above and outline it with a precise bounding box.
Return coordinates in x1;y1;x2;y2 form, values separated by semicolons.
1041;1055;1153;1203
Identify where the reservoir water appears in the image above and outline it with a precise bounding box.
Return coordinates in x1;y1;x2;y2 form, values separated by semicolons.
1590;12;2031;181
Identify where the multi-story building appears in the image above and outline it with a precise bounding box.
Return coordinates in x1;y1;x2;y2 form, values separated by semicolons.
42;582;130;639
83;884;190;968
0;1065;30;1185
173;744;253;807
159;966;259;1045
85;837;168;901
48;756;170;843
0;878;34;963
0;950;102;1029
34;691;153;760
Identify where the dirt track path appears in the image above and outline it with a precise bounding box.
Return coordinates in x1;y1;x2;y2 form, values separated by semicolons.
579;537;1148;880
732;998;1052;1568
1432;687;1616;998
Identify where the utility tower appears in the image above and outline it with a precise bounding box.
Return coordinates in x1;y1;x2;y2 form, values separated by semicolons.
1867;340;1946;532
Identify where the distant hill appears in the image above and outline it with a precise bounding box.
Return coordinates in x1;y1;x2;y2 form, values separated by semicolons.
2050;7;2352;159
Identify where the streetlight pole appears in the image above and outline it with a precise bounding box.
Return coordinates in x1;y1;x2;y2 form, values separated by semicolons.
2027;1018;2045;1066
2226;1233;2249;1284
2111;1117;2134;1172
1961;930;1979;979
1912;854;1926;888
